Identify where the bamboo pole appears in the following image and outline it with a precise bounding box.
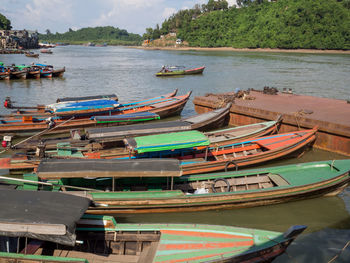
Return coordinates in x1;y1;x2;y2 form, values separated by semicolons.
0;116;75;154
0;175;104;192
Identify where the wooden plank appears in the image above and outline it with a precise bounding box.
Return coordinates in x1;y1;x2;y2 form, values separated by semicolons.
0;222;66;235
137;241;159;263
20;240;43;255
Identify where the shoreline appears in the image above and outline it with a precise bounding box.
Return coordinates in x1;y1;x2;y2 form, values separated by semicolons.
128;46;350;54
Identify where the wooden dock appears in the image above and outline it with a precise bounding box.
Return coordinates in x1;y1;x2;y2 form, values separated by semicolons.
193;90;350;156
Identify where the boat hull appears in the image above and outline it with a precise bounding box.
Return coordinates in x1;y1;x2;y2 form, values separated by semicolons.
156;66;205;77
85;160;350;214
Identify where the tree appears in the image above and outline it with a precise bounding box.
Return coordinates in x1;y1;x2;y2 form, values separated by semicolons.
0;13;12;30
45;29;51;35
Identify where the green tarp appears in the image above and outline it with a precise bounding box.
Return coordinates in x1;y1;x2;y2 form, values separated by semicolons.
132;130;209;154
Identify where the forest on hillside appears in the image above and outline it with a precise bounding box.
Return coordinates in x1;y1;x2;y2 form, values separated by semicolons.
145;0;350;50
39;26;142;46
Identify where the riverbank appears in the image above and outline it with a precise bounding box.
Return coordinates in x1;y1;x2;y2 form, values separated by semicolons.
130;46;350;54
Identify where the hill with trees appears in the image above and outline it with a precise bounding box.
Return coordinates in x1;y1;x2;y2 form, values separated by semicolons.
144;0;350;50
39;26;142;46
0;13;12;30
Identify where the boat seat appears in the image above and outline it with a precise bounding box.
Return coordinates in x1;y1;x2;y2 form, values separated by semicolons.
267;173;289;186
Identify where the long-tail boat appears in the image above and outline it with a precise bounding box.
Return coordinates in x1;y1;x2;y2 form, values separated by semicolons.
2;89;177;117
156;66;205;77
9;66;27;79
27;66;41;79
24;52;39;58
0;190;305;263
12;103;234;151
120;128;316;175
0;70;10;80
36;64;65;77
0;90;190;136
0;62;10;80
3;159;349;214
0;128;315;174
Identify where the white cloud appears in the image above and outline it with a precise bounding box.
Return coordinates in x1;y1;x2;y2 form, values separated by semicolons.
162;7;176;19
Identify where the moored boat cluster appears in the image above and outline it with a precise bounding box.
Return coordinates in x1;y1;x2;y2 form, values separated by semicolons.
0;67;348;262
0;62;65;80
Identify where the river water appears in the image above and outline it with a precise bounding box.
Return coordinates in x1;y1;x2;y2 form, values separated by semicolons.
1;46;350;262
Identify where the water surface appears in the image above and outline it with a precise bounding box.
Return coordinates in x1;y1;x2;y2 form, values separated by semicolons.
1;46;350;262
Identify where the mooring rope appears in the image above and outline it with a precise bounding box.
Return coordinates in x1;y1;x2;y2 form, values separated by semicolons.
327;240;350;263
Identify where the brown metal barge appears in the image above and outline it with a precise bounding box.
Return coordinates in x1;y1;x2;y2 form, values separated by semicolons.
193;90;350;156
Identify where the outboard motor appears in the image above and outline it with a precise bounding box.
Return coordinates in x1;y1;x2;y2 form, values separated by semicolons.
1;136;12;148
3;97;12;109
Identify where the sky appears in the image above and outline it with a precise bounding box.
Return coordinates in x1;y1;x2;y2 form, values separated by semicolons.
0;0;237;35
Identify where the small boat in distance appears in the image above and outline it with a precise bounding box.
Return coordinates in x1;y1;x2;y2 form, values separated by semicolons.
25;51;39;58
40;49;53;54
156;65;205;76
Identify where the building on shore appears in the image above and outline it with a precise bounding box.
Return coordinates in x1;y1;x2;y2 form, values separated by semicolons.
0;30;39;49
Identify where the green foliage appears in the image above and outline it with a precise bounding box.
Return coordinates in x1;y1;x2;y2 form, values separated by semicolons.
144;0;228;40
176;0;350;49
0;13;12;30
39;26;142;45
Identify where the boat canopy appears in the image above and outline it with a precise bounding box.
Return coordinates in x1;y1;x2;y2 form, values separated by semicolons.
16;65;30;70
86;120;192;139
125;130;210;154
0;189;90;246
47;99;119;113
37;159;182;178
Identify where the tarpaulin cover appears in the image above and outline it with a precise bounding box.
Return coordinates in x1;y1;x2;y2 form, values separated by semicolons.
37;158;181;178
86;120;191;139
0;190;90;246
50;99;119;110
126;130;210;154
56;94;118;103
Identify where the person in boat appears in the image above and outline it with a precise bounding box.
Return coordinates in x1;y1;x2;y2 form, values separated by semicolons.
160;65;170;73
45;117;56;129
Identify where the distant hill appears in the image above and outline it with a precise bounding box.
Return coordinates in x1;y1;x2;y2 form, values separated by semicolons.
145;0;350;50
39;26;142;46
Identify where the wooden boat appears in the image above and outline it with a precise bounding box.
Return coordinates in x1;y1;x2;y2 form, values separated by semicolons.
2;89;177;118
206;114;282;146
0;90;189;136
0;63;10;80
40;49;53;54
9;67;27;79
27;67;41;79
34;64;65;77
0;111;160;138
0;71;10;80
0;190;305;263
13;103;233;151
119;128;317;175
156;66;205;77
39;68;52;78
52;66;65;77
25;52;39;58
4;159;349;214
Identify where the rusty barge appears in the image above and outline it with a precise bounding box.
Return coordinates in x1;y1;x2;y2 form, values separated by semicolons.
193;90;350;156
